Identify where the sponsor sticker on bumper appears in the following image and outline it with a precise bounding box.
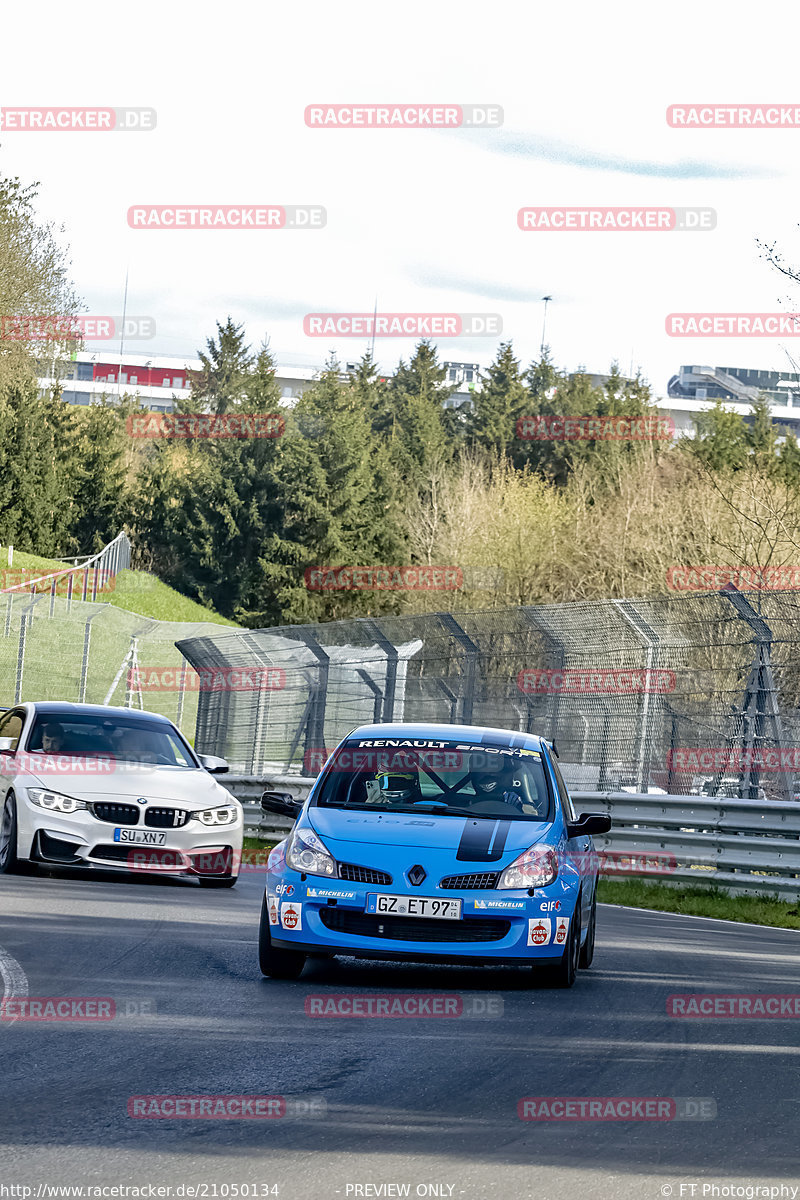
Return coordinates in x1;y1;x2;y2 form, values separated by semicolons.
528;918;552;946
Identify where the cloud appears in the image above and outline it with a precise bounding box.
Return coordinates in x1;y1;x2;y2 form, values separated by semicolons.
455;130;774;180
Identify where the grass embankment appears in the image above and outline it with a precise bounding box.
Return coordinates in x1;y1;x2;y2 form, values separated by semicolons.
598;878;800;930
2;548;237;626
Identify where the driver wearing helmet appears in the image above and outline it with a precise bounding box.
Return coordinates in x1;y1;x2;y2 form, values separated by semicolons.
469;753;526;811
365;768;423;806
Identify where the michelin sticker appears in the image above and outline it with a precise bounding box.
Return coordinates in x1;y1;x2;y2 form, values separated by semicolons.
528;918;552;946
281;902;302;931
473;899;527;911
306;887;357;900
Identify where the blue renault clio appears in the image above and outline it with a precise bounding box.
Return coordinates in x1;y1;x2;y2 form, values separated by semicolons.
258;723;611;987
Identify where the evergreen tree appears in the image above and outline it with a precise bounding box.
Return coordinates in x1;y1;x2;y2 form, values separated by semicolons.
687;400;749;472
252;357;404;624
188;317;254;414
466;340;527;457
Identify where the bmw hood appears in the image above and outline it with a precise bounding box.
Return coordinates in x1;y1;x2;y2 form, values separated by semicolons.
307;807;550;856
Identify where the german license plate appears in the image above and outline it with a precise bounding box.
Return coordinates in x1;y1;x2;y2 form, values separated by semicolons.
366;893;462;919
113;829;167;845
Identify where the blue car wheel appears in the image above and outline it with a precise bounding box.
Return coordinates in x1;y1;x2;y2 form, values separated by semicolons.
259;895;307;980
540;897;581;988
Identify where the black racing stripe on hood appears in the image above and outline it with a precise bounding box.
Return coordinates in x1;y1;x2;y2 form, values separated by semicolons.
456;819;512;862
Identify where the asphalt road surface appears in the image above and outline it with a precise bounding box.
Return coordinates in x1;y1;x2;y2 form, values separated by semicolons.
1;867;799;1200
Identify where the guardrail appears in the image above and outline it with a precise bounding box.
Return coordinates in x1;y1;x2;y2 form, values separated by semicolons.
225;776;800;900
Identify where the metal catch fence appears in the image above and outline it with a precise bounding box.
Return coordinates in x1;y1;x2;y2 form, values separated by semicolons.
176;587;800;801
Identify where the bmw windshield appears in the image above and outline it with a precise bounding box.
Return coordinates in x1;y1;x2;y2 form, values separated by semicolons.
315;740;554;822
25;713;198;768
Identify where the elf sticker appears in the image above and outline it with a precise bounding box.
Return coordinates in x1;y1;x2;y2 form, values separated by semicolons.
528;919;552;946
281;902;302;931
555;917;570;945
268;897;279;926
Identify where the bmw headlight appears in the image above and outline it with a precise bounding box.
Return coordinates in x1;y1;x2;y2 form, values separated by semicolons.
498;845;558;890
285;827;336;877
27;787;87;815
190;803;240;826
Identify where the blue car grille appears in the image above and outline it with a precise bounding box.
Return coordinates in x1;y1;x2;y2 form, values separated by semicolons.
320;909;510;943
439;871;500;889
339;863;392;885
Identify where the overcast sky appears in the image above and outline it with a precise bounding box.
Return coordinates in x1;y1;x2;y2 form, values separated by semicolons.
3;0;799;395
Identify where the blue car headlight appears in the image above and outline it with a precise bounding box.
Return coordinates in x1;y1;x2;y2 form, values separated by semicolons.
498;845;558;890
285;827;337;877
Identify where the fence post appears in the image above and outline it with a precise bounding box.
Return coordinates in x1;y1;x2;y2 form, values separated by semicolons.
613;600;661;793
519;608;567;744
175;660;188;731
291;631;330;771
356;668;384;722
363;620;399;721
4;593;12;638
437;613;477;724
15;597;39;703
78;612;100;704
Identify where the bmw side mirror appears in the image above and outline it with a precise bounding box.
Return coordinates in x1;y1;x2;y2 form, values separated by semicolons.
198;754;229;775
567;812;612;837
261;790;302;817
0;738;16;753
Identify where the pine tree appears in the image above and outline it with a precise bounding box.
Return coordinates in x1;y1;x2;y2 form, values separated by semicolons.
466;340;527;456
188;317;254;414
252;358;404;624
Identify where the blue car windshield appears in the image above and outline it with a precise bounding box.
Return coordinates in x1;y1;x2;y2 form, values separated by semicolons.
315;741;553;822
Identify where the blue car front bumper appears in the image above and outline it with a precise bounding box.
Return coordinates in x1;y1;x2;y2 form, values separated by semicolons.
265;868;577;966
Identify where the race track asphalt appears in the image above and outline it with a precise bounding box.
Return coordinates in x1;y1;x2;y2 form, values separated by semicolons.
1;867;799;1199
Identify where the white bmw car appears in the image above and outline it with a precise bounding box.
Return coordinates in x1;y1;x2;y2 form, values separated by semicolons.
0;702;243;887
